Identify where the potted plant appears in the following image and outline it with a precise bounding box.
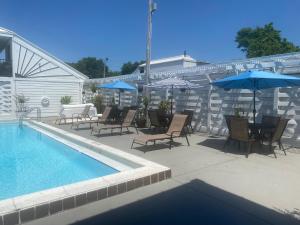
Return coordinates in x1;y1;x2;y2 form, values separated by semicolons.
158;100;171;126
135;96;149;128
234;107;244;117
92;94;105;113
90;83;97;96
135;109;147;128
60;96;72;105
158;100;171;115
15;94;29;112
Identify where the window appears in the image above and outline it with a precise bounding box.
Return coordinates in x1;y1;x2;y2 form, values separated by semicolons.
0;36;12;77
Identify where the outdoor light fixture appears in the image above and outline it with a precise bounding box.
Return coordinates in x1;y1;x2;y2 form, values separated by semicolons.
151;2;157;13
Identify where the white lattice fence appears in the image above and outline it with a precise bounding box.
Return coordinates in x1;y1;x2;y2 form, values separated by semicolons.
84;52;300;145
0;79;13;117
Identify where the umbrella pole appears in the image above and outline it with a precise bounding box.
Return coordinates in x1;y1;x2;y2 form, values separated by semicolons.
171;85;173;114
119;90;121;106
253;90;256;124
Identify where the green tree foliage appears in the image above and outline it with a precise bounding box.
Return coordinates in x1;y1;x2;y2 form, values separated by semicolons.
236;23;300;58
69;57;119;79
90;83;97;93
121;61;145;75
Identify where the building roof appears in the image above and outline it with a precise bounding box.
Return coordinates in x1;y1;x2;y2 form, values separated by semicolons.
139;54;197;67
0;27;88;80
0;27;14;36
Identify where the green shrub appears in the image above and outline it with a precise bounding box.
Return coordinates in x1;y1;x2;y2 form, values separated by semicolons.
92;94;105;113
90;83;97;93
60;96;72;104
158;100;170;114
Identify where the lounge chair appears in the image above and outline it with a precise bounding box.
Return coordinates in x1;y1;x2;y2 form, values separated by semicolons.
131;114;189;150
91;109;138;136
230;117;256;158
55;105;91;125
71;106;112;129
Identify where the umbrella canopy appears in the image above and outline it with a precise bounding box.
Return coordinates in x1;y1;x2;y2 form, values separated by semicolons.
97;80;136;106
211;70;300;124
97;80;136;91
212;70;300;90
147;77;199;114
147;77;199;89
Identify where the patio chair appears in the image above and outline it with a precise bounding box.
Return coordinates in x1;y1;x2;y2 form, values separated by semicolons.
148;109;162;129
91;109;138;136
260;115;281;141
223;115;236;149
182;109;194;134
262;118;289;158
230;117;256;158
131;114;189;150
71;106;112;129
55;105;91;125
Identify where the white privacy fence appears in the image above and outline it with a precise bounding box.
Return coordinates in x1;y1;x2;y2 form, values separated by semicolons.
0;78;14;117
84;52;300;145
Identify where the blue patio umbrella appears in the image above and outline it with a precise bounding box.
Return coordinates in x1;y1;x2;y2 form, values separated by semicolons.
211;70;300;123
97;80;136;105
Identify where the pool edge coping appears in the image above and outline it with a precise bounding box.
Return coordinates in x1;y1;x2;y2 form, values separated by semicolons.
0;120;171;225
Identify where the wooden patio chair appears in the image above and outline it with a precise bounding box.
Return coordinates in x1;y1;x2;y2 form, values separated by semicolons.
230;117;256;158
260;115;281;141
148;109;162;129
262;118;289;158
182;109;194;134
223;115;236;149
72;106;112;129
56;105;91;125
91;109;138;136
131;114;189;150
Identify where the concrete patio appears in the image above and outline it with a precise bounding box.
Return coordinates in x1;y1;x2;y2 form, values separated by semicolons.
28;121;300;225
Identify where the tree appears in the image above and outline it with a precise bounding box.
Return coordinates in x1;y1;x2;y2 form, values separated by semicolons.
235;23;300;58
121;61;145;75
90;83;97;93
68;57;109;79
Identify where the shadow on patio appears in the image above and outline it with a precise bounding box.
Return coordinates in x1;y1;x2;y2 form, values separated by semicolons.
72;179;300;225
197;136;289;158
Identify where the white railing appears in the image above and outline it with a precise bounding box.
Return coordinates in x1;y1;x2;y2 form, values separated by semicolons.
83;52;300;145
0;77;13;118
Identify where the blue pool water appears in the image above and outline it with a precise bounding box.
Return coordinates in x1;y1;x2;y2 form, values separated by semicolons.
0;123;118;200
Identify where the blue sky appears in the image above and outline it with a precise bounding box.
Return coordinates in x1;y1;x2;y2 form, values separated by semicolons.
1;0;299;70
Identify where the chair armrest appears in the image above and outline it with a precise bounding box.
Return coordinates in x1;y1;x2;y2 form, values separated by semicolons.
72;113;80;118
169;130;182;137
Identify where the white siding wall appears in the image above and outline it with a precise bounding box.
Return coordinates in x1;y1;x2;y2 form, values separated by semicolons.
0;30;87;119
15;79;83;117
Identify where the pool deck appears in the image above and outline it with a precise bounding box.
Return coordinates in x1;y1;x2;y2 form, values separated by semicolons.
27;120;300;225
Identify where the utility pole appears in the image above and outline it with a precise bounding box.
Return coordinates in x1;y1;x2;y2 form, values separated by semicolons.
145;0;157;85
103;57;108;78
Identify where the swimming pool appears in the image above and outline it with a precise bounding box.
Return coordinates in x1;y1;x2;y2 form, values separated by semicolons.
0;123;118;200
0;120;170;224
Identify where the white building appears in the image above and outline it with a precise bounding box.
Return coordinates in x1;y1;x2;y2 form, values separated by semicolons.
0;27;87;119
135;54;208;73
